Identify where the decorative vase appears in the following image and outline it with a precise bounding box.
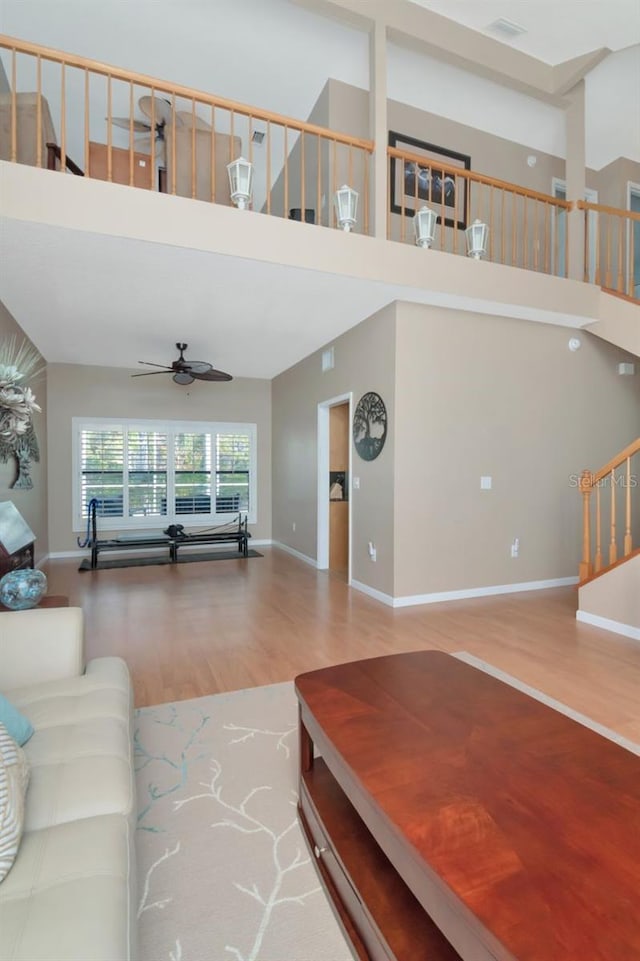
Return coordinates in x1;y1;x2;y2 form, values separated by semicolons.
0;569;47;610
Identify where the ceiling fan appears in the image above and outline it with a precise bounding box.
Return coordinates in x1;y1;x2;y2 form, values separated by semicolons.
132;343;233;385
110;95;215;165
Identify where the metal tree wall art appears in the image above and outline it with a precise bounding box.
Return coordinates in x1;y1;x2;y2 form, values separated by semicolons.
0;337;44;489
353;392;388;461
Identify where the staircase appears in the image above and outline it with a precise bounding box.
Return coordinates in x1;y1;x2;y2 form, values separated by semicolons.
577;438;640;639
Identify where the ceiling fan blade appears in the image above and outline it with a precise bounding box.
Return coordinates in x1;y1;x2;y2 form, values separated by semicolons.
110;116;151;133
175;110;212;131
131;370;173;378
136;361;174;369
138;95;184;128
192;368;233;382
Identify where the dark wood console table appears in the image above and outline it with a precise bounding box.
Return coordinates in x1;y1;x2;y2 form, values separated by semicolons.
295;651;640;961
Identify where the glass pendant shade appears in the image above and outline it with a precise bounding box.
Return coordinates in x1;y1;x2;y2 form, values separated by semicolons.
227;156;254;210
465;219;489;259
413;205;437;248
334;184;358;231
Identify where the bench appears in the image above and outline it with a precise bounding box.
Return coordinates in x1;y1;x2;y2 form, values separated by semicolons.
80;512;250;570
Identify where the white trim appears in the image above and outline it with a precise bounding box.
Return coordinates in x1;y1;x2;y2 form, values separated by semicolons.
271;541;318;568
576;609;640;642
626;180;640;298
316;392;352;583
353;575;578;608
350;579;395;606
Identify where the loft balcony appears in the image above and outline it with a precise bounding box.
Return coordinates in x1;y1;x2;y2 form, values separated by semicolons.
1;33;639;366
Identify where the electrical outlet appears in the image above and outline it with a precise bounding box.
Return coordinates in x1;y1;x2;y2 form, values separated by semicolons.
511;538;519;558
353;476;360;490
368;541;377;562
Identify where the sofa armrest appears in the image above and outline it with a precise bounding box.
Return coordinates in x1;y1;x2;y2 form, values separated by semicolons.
0;607;85;692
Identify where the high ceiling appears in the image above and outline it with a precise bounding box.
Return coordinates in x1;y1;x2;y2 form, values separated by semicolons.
0;0;637;379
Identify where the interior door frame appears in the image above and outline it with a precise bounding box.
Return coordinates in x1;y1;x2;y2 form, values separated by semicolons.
626;180;640;297
317;392;352;582
551;178;598;282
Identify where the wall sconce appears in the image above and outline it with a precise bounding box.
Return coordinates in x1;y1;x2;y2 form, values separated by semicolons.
334;184;358;232
227;156;254;210
465;219;489;259
413;205;437;248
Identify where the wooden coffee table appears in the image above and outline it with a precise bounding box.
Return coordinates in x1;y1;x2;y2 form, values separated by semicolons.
295;651;640;961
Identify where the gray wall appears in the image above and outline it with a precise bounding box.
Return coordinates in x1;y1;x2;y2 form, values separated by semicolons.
272;303;396;595
393;304;640;597
46;363;272;553
0;300;48;562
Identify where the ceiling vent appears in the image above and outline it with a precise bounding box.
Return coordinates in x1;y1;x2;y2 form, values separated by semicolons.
251;130;265;145
322;347;335;372
488;17;527;38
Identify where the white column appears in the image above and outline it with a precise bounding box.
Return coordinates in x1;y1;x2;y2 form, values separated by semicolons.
369;18;387;239
565;81;586;282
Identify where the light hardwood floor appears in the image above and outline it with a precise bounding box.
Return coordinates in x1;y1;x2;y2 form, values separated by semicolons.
43;548;640;742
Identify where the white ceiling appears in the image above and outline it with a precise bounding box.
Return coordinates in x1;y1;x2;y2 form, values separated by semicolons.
0;0;637;379
410;0;640;63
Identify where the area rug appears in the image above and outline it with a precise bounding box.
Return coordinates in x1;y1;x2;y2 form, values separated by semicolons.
135;655;639;961
79;549;262;571
135;681;353;961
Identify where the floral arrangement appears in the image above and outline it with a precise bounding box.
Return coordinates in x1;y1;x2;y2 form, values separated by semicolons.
0;337;43;445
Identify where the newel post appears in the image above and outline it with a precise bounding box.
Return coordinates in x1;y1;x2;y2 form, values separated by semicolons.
579;469;594;581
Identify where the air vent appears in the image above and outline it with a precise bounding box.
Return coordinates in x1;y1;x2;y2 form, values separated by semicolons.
488;17;527;38
251;130;265;145
322;347;335;372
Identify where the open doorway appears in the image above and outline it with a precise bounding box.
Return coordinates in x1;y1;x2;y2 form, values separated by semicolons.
627;182;640;299
317;393;352;581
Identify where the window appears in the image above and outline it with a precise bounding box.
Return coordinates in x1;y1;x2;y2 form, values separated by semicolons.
73;418;256;530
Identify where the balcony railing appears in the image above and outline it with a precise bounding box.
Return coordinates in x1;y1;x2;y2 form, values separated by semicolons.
387;145;571;277
0;34;373;230
1;33;638;304
577;200;640;301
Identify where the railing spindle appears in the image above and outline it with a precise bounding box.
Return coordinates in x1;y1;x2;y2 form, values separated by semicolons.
609;469;617;565
170;92;176;194
10;48;16;163
624;457;632;556
579;469;593;581
265;119;271;215
36;55;42;166
60;62;66;175
300;130;306;224
210;104;216;203
107;74;112;182
129;81;134;187
84;68;89;174
595;481;602;572
284;126;289;219
191;98;196;199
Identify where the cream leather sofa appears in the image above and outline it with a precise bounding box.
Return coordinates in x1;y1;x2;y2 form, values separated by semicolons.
0;607;137;961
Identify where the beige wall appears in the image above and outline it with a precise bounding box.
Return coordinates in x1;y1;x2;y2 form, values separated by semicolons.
46;363;271;553
393;303;640;597
579;555;640;631
272;303;396;595
0;299;48;562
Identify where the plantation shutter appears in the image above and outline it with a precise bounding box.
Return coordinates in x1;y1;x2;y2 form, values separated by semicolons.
215;432;250;513
174;433;211;514
80;428;125;518
127;430;168;518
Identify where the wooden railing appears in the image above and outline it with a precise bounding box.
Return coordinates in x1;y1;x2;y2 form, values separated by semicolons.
0;34;373;230
387;146;571;274
577;200;640;301
578;438;640;583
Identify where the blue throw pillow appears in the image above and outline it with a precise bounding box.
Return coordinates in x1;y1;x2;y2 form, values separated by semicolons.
0;694;34;746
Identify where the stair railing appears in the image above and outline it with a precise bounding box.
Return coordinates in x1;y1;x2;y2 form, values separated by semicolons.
579;438;640;583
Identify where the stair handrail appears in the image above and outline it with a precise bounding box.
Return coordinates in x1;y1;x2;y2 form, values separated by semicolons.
579;437;640;582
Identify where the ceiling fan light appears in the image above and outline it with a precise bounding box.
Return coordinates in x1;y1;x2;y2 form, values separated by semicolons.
227;156;254;210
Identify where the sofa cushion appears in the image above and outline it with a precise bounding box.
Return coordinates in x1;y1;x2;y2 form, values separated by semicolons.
0;813;134;961
0;724;29;883
7;657;134;831
0;694;33;746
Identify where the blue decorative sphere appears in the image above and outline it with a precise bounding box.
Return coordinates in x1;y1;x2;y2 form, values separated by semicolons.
0;569;47;610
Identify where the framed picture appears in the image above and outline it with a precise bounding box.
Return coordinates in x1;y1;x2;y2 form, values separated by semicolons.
388;131;470;229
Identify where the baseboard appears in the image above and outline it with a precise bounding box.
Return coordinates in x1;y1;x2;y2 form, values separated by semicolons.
350;579;395;606
576;610;640;642
353;575;579;609
271;541;317;568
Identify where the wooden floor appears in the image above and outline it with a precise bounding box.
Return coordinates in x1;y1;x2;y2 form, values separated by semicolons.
43;547;640;742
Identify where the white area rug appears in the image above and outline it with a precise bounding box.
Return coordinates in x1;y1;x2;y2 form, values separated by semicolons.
135;654;639;961
135;681;353;961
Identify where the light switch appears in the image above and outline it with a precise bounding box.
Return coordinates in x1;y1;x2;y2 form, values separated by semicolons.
480;476;492;490
353;477;360;489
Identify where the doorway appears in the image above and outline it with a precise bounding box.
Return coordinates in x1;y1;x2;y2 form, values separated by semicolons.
627;182;640;298
317;393;352;581
552;178;598;282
